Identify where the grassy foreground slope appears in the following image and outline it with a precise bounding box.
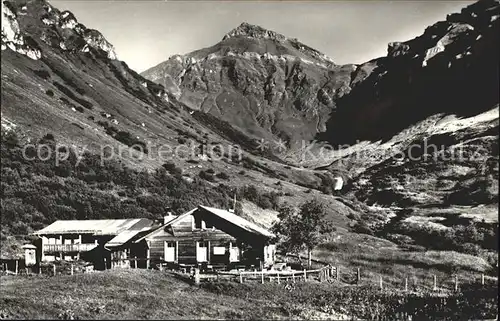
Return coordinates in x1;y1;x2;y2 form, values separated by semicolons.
0;269;497;320
0;269;349;320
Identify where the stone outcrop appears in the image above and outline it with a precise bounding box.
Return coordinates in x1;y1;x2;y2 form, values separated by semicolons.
321;0;500;146
1;0;41;59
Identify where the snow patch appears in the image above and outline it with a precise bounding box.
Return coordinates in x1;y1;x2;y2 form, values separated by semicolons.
430;106;499;135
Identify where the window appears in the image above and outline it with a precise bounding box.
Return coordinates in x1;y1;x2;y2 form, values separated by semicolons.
213;247;225;255
197;241;208;248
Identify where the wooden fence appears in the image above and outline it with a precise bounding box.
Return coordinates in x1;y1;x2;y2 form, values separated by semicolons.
192;265;335;284
0;262;93;276
2;259;497;294
187;262;498;293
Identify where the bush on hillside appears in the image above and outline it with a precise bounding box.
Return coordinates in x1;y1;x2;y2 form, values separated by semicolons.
216;172;229;180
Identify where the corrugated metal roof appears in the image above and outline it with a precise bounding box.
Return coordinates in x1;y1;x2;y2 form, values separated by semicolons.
105;230;142;248
33;218;154;236
199;206;275;238
105;221;156;248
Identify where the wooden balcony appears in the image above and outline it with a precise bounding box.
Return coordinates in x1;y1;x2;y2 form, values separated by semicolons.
43;243;97;253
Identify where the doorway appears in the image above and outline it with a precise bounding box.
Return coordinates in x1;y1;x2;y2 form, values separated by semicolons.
196;241;208;262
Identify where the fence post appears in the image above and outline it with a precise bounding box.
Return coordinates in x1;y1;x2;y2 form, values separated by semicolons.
356;267;360;283
454;275;458;292
379;275;383;290
38;264;42;275
53;264;56;276
239;271;243;284
104;258;107;270
71;264;74;276
405;277;408;292
303;269;307;282
134;257;137;269
15;260;18;275
433;275;437;291
481;273;485;286
277;272;280;284
261;270;264;284
336;266;339;281
194;268;200;285
292;272;295;283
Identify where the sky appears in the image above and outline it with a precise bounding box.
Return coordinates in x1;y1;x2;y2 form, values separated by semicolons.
53;0;474;73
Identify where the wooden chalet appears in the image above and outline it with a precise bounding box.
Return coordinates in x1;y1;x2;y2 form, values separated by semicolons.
132;206;276;270
33;218;156;270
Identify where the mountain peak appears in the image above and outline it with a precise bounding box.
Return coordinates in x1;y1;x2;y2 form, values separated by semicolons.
222;22;287;42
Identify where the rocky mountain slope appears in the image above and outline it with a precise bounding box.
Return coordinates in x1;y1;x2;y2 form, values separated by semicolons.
142;22;376;149
143;1;498;167
1;0;365;258
142;0;499;256
322;0;499;146
1;0;497;265
323;0;499;208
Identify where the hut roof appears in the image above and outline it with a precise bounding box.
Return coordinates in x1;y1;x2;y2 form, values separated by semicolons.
135;205;274;242
33;218;154;236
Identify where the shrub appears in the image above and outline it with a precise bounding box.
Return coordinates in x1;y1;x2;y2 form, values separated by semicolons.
162;162;177;173
216;172;229;180
351;221;374;235
41;133;55;142
199;170;215;182
34;69;50;79
114;131;148;154
2;131;19;148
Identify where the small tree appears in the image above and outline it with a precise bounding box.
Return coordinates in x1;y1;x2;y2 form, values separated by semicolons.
272;198;335;268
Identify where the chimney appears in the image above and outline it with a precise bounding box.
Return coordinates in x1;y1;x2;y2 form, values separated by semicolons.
228;192;236;213
163;209;177;225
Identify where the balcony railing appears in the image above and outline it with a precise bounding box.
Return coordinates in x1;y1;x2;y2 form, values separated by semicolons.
43;243;97;253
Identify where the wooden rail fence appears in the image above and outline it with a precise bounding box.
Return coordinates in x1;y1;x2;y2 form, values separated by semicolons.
192;265;336;284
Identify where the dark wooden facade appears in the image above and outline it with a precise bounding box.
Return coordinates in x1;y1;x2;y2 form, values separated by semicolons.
136;207;276;270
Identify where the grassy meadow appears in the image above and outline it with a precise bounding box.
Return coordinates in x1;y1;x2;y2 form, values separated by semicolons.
0;268;497;320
